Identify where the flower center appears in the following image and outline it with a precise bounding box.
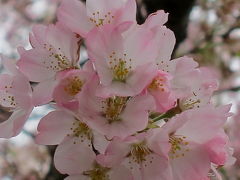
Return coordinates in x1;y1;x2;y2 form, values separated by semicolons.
64;76;83;96
89;11;114;27
68;120;92;144
129;141;152;164
101;96;128;124
169;134;190;159
83;163;110;180
2;95;17;107
181;98;201;110
43;44;72;71
0;84;18;109
148;76;166;92
109;52;132;82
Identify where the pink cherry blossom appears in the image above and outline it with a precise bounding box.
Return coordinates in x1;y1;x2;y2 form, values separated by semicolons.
177;67;218;110
54;137;95;175
147;70;176;113
18;23;81;82
54;137;133;180
157;56;199;97
36;109;108;152
35;110;78;145
0;57;33;138
53;68;94;108
78;76;155;139
156;56;218;110
57;0;136;37
97;130;172;180
86;23;159;97
158;105;232;180
17;23;81;106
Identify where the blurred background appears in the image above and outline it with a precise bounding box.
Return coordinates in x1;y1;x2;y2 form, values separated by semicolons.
0;0;240;179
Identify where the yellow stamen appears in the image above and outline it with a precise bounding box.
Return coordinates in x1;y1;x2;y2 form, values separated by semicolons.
102;96;128;124
64;76;83;96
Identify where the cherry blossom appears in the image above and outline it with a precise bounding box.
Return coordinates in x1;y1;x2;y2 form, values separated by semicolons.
0;57;33;138
97;130;172;180
147;70;176;113
78;76;155;139
52;67;95;109
57;0;136;37
86;23;159;97
158;105;233;180
55;137;133;180
17;23;81;106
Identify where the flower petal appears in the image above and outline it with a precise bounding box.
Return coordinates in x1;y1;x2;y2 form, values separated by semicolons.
54;137;95;175
144;10;169;28
35;110;75;145
32;79;56;106
0;109;32;138
57;0;93;37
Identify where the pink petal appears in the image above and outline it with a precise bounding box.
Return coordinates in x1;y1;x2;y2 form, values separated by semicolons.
97;137;130;167
85;94;155;139
155;26;176;64
148;71;176;112
119;94;155;135
126;62;158;95
87;0;136;28
124;26;159;68
148;129;171;158
144;10;169;28
86;0;124;16
109;165;133;180
82;60;95;72
54;137;95;175
32;79;56;106
17;48;56;82
92;131;109;154
53;69;93;106
11;74;32;95
45;23;81;65
114;0;136;25
0;74;12;90
97;62;157;97
0;74;32;110
18;24;80;82
1;56;19;75
172;56;199;74
171;144;210;180
142;154;172;180
35;110;75;145
29;24;47;48
0;109;32;138
57;0;93;37
86;24;124;85
177;105;232;144
204;132;228;165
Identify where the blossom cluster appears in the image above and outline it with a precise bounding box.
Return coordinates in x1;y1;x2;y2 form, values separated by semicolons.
0;0;236;179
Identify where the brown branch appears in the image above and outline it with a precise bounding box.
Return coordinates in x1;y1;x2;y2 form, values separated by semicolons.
222;25;240;40
215;86;240;94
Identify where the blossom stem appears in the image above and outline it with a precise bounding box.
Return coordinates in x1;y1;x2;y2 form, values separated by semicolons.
152;104;182;123
152;113;169;122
